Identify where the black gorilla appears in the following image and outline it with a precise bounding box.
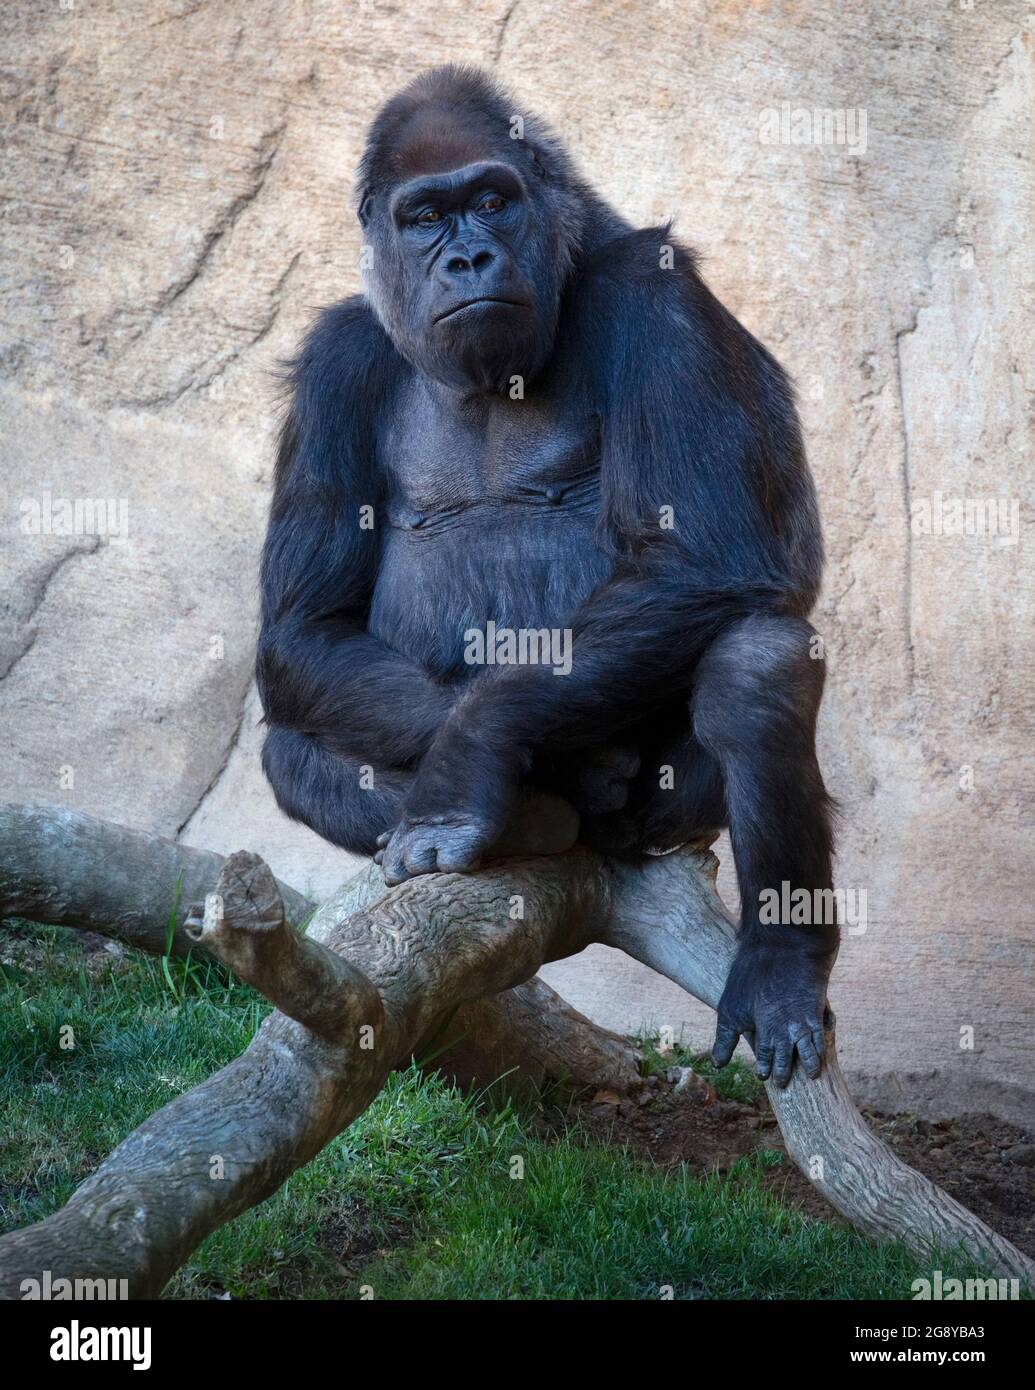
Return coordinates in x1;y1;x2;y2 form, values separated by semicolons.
257;66;838;1087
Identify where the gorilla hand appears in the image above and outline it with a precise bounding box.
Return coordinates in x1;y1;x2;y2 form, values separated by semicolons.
374;788;579;883
711;936;836;1088
374;729;580;884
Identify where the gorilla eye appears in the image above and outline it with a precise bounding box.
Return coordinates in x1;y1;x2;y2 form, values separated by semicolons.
416;209;443;226
479;195;506;214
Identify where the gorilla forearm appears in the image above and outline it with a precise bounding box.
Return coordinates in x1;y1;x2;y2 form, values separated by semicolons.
262;724;412;854
261;723;581;861
258;617;453;767
441;565;791;759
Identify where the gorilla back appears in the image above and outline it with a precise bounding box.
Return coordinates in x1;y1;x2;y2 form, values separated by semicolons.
257;65;837;1089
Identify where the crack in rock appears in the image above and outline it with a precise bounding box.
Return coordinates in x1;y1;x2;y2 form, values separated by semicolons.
0;536;102;681
155;122;287;316
123;247;302;410
493;0;523;64
175;679;255;837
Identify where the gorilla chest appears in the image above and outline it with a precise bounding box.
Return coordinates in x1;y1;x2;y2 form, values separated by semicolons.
370;391;610;676
382;388;600;516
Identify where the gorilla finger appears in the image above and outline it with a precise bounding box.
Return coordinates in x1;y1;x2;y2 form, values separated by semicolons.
711;1022;739;1069
754;1041;775;1080
380;843;409;886
606;778;630;808
771;1041;795;1088
381;827;424;884
794;1031;823;1079
373;849;384;865
375;830;392;849
402;832;440;878
435;827;488;874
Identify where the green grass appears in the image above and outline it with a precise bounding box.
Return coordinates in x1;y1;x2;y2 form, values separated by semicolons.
637;1031;765;1103
0;919;988;1300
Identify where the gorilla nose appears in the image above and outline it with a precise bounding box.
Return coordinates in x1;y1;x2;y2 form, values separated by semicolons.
444;246;495;276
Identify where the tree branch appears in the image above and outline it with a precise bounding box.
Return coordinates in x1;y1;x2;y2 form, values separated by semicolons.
0;804;313;956
0;844;610;1298
183;852;381;1044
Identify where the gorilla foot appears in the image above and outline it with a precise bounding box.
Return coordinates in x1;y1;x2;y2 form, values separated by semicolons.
561;745;641;816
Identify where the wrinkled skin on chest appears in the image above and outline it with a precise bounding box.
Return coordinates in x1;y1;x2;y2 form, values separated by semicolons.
370;377;611;680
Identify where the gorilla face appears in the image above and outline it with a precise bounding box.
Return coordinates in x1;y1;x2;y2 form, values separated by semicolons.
361;157;565;394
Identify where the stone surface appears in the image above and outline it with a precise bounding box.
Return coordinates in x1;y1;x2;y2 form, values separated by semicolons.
0;1;1031;1121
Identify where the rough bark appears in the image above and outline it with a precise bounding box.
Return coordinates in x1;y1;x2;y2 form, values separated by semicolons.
0;804;642;1092
0;843;609;1298
0;818;1031;1297
419;977;646;1096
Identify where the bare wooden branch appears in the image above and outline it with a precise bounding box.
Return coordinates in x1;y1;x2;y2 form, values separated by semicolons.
0;803;313;956
423;976;645;1095
184;852;382;1044
305;864;645;1092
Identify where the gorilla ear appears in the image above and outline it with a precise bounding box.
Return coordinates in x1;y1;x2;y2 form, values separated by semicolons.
357;190;374;228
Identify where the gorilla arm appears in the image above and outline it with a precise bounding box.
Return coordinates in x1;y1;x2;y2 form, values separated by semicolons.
257;298;452;768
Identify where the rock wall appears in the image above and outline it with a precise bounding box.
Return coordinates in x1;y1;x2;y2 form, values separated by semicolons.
1;1;1032;1120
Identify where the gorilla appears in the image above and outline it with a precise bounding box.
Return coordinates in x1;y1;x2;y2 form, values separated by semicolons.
257;66;838;1087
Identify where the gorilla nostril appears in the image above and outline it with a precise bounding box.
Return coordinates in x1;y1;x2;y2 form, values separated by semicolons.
471;249;494;272
446;254;471;274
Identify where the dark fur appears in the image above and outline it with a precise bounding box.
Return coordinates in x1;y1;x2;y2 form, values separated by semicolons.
256;66;838;1086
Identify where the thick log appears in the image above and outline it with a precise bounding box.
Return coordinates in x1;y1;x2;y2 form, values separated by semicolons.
419;977;645;1095
0;804;642;1092
0;846;610;1298
303;857;643;1093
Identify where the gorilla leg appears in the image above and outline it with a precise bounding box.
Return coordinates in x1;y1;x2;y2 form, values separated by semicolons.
262;723;410;855
691;613;837;1087
635;727;726;851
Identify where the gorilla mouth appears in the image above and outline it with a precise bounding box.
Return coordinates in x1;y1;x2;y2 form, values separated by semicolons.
435;297;528;324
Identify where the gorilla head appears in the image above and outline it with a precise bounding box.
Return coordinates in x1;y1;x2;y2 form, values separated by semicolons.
356;66;589;393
